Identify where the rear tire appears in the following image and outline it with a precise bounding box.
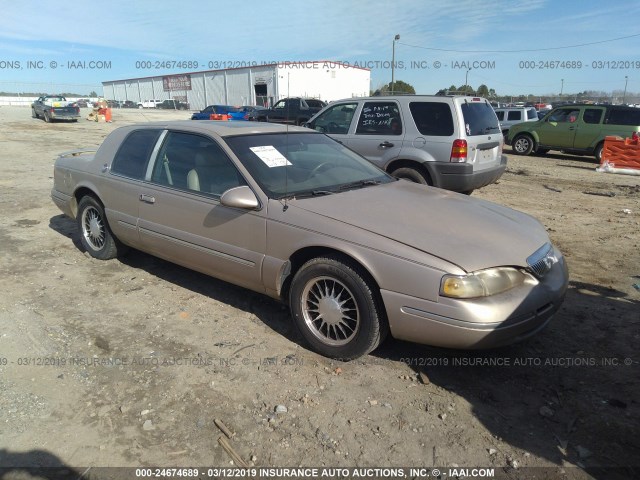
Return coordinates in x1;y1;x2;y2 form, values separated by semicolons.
289;256;387;360
77;196;126;260
594;142;604;163
512;134;534;155
391;166;432;185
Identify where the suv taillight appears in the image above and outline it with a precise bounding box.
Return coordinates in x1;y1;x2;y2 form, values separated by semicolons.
450;139;468;162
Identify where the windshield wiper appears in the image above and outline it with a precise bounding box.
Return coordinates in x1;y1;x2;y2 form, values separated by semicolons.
484;126;500;132
293;189;335;199
338;179;381;191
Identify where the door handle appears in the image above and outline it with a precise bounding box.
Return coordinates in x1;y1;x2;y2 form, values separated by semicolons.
139;194;156;204
379;141;394;148
569;127;575;130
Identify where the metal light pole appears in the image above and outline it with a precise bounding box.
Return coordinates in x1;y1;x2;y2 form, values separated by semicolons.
391;34;400;94
560;78;564;100
465;68;471;94
623;76;628;104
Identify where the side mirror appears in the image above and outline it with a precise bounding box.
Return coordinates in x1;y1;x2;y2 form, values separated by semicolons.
220;186;260;210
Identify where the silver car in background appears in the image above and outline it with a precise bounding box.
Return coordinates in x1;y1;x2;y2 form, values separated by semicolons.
51;121;568;360
304;95;507;194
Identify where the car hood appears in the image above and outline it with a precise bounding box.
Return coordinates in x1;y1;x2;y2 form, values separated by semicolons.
289;180;550;272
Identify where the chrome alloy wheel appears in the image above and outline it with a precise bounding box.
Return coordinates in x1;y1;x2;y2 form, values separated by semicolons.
301;276;360;346
81;205;106;251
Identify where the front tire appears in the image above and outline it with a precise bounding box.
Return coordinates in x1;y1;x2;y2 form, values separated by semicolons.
512;134;535;155
32;108;37;118
43;111;51;123
289;256;387;360
77;196;125;260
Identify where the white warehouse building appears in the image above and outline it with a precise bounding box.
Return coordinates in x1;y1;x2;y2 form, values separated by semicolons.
102;61;370;110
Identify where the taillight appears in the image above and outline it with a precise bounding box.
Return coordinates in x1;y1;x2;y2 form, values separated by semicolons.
632;131;639;141
450;139;468;162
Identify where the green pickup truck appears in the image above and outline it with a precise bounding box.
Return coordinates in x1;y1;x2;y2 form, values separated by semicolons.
507;104;640;161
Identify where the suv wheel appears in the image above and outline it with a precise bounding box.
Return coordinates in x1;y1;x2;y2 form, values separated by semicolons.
594;142;604;163
391;167;431;185
512;134;535;155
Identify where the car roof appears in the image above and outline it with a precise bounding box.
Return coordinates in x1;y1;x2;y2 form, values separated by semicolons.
119;120;312;137
329;94;489;102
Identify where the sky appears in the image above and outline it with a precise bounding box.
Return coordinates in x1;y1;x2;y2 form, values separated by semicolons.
0;0;638;99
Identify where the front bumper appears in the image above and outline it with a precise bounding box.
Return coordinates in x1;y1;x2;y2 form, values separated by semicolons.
381;254;568;349
424;155;507;192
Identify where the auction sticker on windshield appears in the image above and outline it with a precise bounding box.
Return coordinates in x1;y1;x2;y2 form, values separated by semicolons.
250;146;292;167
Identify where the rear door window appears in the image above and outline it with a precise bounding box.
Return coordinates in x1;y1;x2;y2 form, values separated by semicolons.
460;101;500;136
409;102;454;136
356;102;402;135
527;108;538;120
495;111;504;121
583;109;604;124
111;129;162;180
507;111;522;121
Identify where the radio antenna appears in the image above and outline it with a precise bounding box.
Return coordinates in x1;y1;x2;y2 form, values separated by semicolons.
283;71;290;211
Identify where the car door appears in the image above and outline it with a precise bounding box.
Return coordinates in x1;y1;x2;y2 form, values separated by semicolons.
136;130;267;292
573;107;605;149
340;100;404;169
102;127;164;246
536;107;580;148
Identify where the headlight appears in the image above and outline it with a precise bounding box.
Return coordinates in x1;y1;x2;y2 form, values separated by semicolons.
440;267;527;299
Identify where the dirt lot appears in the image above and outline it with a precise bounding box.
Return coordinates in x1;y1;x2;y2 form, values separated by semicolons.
0;106;638;480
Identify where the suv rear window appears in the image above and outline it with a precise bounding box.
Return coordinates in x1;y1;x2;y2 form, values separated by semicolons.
409;102;453;136
607;108;640;126
527;108;538;120
460;102;499;136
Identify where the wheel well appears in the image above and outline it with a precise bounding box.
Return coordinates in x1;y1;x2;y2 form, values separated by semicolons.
72;187;101;217
386;160;432;184
280;246;381;305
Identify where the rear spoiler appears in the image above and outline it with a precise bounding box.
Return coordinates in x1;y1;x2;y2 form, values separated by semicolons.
57;149;98;158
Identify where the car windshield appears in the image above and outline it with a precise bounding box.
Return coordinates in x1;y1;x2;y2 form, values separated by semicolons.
224;132;393;199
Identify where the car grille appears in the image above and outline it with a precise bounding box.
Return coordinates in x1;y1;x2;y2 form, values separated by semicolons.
526;243;557;278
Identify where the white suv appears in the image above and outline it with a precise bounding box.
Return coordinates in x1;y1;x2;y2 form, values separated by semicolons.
494;107;539;140
305;95;506;194
137;99;162;109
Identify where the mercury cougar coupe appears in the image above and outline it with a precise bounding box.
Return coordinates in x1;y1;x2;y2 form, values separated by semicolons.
51;121;568;360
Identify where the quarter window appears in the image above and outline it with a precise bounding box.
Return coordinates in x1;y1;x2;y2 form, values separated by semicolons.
409;102;454;136
607;108;640;125
111;129;162;180
356;102;403;135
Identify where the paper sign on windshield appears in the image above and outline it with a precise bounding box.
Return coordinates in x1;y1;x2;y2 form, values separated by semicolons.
250;146;292;168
